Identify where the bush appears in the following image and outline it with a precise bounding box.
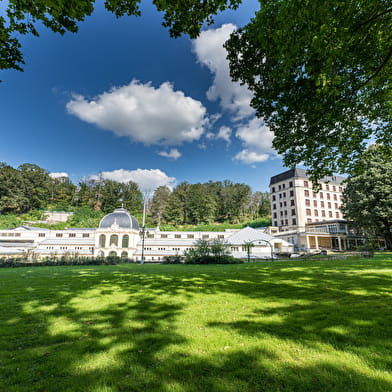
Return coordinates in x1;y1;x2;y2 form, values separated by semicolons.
162;255;183;264
184;255;243;264
0;256;136;268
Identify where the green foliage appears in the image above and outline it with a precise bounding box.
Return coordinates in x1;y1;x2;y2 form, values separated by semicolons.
162;255;183;264
150;186;171;225
342;145;392;249
0;214;21;229
226;0;392;182
184;238;237;264
65;207;105;228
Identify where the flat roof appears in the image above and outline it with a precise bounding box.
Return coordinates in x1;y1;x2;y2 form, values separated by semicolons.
269;168;345;186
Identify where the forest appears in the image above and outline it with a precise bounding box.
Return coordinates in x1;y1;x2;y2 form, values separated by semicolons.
0;162;271;230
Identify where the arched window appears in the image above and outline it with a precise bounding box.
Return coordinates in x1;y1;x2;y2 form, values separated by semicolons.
109;234;118;247
122;235;129;248
97;251;104;258
109;251;117;257
99;234;106;248
121;251;128;259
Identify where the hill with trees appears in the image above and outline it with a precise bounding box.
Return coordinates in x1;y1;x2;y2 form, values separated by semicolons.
0;162;271;230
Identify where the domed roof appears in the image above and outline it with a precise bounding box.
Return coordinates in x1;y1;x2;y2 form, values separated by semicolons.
99;208;140;230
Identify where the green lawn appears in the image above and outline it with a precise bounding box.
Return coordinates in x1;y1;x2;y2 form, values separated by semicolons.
1;255;391;392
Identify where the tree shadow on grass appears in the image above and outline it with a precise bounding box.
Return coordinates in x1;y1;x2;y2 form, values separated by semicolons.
0;258;391;391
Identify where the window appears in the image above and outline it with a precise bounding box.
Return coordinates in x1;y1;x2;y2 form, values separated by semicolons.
56;233;63;237
313;200;317;207
122;235;129;248
161;234;167;238
292;218;297;225
289;181;293;187
321;201;325;208
274;221;278;226
307;218;312;223
218;235;224;239
110;235;118;247
202;235;209;239
335;203;338;209
329;211;333;217
306;209;311;216
147;234;154;239
283;201;287;207
290;199;295;206
272;187;275;193
99;234;105;248
333;194;337;201
304;190;309;197
231;247;239;251
282;183;285;189
290;190;294;197
314;210;318;216
69;233;76;238
283;192;286;197
304;180;309;187
333;185;336;192
327;193;331;200
291;209;296;215
273;204;276;210
83;233;90;238
328;202;332;208
273;213;277;218
305;199;310;206
280;202;283;207
322;210;326;217
175;234;181;238
272;195;276;201
284;210;287;216
280;211;283;216
313;192;317;198
285;219;288;225
336;212;340;218
39;233;45;237
326;184;330;191
279;185;281;190
320;192;324;198
339;186;343;192
187;234;194;239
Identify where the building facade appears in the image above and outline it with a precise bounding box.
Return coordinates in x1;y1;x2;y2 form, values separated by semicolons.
0;208;293;260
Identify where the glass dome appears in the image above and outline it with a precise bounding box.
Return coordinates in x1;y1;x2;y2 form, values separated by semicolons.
99;208;140;230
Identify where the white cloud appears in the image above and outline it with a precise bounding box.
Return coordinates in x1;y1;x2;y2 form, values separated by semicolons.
98;168;176;192
234;118;276;164
66;80;208;146
217;126;232;144
49;172;69;179
158;148;182;160
233;150;269;164
193;24;254;120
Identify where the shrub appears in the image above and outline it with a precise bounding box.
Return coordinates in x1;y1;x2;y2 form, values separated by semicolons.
184;255;243;264
162;255;183;264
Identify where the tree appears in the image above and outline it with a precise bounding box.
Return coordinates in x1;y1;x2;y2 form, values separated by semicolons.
0;163;29;213
18;163;51;210
342;145;392;249
1;0;240;73
150;186;171;226
226;0;392;182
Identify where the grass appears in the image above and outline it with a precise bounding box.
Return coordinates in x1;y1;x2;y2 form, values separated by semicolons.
0;254;391;392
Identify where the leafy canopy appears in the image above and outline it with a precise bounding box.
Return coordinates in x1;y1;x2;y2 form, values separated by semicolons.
342;145;392;249
226;0;392;182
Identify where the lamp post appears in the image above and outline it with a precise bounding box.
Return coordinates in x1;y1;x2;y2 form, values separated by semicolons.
140;193;148;264
247;239;274;262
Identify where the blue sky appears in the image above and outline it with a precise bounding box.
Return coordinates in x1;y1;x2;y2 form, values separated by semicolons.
0;1;289;192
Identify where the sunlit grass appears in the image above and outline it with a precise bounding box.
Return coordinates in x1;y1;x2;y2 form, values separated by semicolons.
0;254;391;391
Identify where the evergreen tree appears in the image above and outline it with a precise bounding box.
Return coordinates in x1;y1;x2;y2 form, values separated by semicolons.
150;186;171;225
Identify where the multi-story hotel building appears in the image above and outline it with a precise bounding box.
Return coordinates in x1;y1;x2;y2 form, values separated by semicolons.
270;168;345;230
269;168;368;251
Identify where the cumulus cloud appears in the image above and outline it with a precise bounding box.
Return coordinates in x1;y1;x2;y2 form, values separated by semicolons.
49;172;69;179
97;168;176;192
234;118;276;164
217;126;232;145
158;148;182;160
193;24;254;120
66;80;208;146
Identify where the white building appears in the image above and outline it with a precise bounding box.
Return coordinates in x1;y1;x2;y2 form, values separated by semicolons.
0;208;293;260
